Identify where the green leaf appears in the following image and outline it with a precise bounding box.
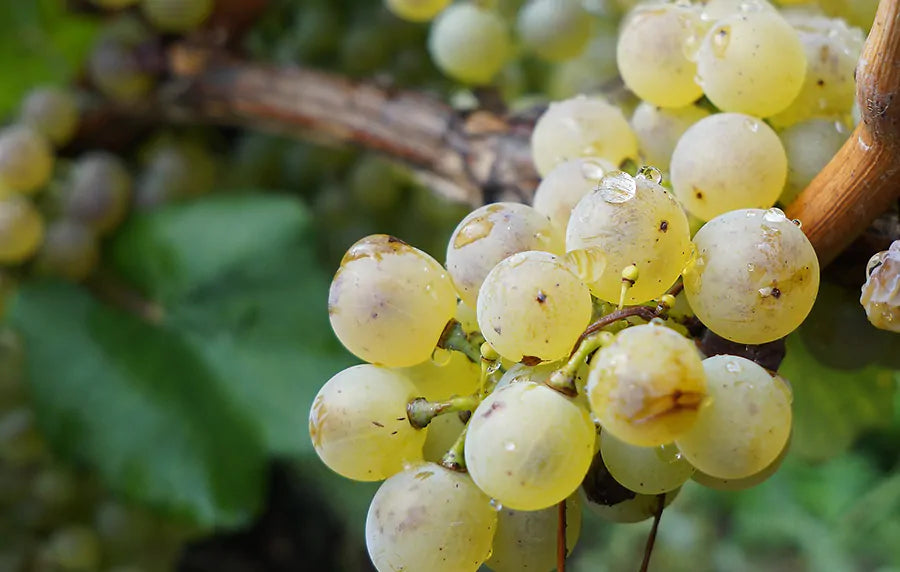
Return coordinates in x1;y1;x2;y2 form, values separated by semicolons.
780;335;896;462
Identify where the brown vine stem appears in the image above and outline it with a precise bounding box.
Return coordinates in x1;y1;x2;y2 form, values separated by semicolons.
557;499;567;572
639;494;666;572
786;0;900;266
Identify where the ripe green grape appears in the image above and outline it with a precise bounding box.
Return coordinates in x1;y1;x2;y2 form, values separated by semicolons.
41;526;102;571
0;125;54;195
692;433;790;490
581;450;682;523
365;462;496;572
465;381;596;511
88;18;155;103
696;10;806;117
34;220;100;282
778;118;848;205
548;21;620;99
517;0;592;62
446;203;563;308
566;170;692;304
617;3;703;108
141;0;214;33
819;0;878;30
683;208;820;344
428;3;511;85
486;494;582;572
531;95;638;176
861;241;900;332
329;235;457;367
599;432;694;495
386;0;451;22
769;16;863;127
64;152;132;235
495;361;562;391
676;355;792;479
630;102;710;172
309;364;426;481
670;113;787;222
531;158;615;234
421;412;465;463
477;250;592;363
0;195;45;264
399;349;480;401
19;87;79;147
586;324;706;447
700;0;776;21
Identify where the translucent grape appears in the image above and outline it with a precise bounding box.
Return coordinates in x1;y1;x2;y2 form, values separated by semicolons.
465;381;596;510
778;119;848;205
428;4;511;85
486;494;582;572
531;95;638;176
34;220;100;282
683;208;820;344
861;241;900;333
630;102;710;172
531;158;615;234
700;0;776;21
600;432;694;494
329;235;457;367
421;412;465;463
19;87;79;147
399;349;480;401
517;0;592;62
566;171;692;304
581;450;682;523
386;0;451;22
446;202;563;308
692;433;790;490
676;355;792;479
366;462;496;572
64;152;132;235
586;324;706;447
548;22;620;99
819;0;878;30
0;125;54;195
670;113;787;221
696;10;806;117
309;364;426;481
141;0;214;32
617;3;703;108
477;251;592;363
0;196;45;264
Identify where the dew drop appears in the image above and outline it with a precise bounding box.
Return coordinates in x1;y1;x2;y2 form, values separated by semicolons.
791;218;802;228
711;25;731;58
598;171;637;204
504;441;517;452
743;117;760;133
580;158;608;181
431;347;452;367
866;251;888;276
649;317;666;327
763;207;786;223
656;443;681;463
636;165;663;185
490;499;504;511
564;247;607;285
725;360;742;373
758;286;774;298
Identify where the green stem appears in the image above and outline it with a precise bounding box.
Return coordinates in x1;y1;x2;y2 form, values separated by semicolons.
438;320;482;364
547;333;611;396
407;395;480;429
441;425;469;472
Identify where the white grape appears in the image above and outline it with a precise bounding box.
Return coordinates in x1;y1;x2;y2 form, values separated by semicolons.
0;125;54;195
531;157;615;234
630;102;710;172
428;3;511;85
600;432;694;494
386;0;451;22
518;0;592;62
778;118;849;205
860;241;900;332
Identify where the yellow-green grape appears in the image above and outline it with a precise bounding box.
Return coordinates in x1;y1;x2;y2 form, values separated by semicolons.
88;17;155;103
676;355;791;479
495;361;561;390
819;0;878;30
428;3;511;85
446;202;563;308
585;487;680;523
0;196;45;264
421;412;465;463
531;95;638;176
64;152;132;235
366;462;496;572
477;251;591;362
696;10;806;117
0;125;54;195
399;350;480;401
617;3;703;108
861;241;900;332
692;433;790;490
599;432;694;494
683;208;820;344
486;494;582;572
465;382;596;510
329;235;457;367
630;102;710;172
778;118;849;205
548;21;620;99
309;365;426;481
141;0;214;33
670;113;787;221
19;87;79;147
34;220;100;282
517;0;592;62
531;158;615;234
769;16;863;128
586;324;706;447
455;299;479;333
41;525;102;571
700;0;776;21
386;0;451;22
566;170;692;304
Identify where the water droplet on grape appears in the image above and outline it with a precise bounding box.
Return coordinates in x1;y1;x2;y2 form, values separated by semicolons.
763;208;786;223
580;159;608;181
598;171;637;203
711;25;731;58
564;247;607;285
791;219;802;228
504;441;517;451
725;360;742;373
649;317;666;327
490;499;504;511
636;165;663;185
743;118;760;133
431;347;452;367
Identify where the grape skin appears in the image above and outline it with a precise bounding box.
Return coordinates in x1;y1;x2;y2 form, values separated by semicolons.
19;87;80;147
366;462;496;572
399;349;480;402
428;3;511;85
88;19;155;103
446;202;563;308
517;0;592;62
0;196;45;264
692;433;790;491
308;364;426;482
683;208;820;344
630;102;710;173
64;152;133;235
586;324;707;447
600;432;694;495
778;118;849;205
676;355;792;479
329;235;457;367
477;251;592;363
860;241;900;333
386;0;451;22
531;158;615;234
465;382;596;511
0;125;54;195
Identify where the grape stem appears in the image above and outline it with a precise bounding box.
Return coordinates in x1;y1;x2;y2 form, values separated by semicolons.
547;333;611;396
437;320;484;365
570;306;660;357
639;494;666;572
557;499;567;572
440;425;468;472
406;395;480;430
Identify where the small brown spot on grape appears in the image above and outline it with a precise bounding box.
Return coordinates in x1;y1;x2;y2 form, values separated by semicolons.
771;287;781;299
536;291;547;304
372;421;384;428
659;220;669;232
482;401;504;419
521;355;542;366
